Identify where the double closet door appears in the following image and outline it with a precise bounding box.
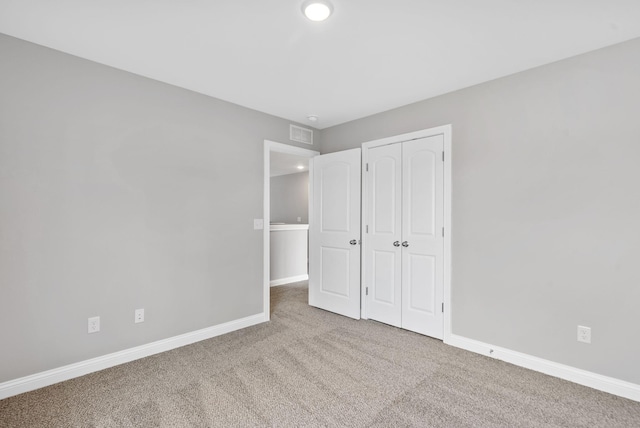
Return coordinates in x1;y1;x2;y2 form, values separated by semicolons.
364;135;444;338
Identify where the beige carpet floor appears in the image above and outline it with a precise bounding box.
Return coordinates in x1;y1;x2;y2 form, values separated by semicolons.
1;281;639;427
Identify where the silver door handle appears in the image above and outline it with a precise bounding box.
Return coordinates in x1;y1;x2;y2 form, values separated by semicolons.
393;241;400;247
350;239;357;245
402;241;409;247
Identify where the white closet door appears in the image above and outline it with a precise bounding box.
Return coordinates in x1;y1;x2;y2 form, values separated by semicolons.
309;148;361;319
401;136;444;338
365;144;402;327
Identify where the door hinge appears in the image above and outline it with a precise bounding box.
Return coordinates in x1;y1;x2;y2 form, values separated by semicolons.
442;302;444;313
366;225;369;233
366;163;369;172
366;287;369;296
442;227;444;237
442;151;445;162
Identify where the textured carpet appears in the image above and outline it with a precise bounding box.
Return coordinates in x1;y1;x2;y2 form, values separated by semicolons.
1;282;639;427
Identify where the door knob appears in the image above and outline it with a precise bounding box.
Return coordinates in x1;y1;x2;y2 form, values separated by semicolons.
350;239;357;245
393;241;400;247
402;241;409;247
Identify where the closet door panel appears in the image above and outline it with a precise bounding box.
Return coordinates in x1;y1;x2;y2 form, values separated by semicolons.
406;254;436;314
365;144;402;327
401;136;444;338
406;149;436;237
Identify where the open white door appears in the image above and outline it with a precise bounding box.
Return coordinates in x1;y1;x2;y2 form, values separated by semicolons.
309;148;361;319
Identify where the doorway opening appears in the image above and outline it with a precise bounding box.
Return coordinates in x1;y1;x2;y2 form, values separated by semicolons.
263;141;319;320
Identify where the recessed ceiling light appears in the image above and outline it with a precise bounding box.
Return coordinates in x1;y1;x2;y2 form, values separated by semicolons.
307;115;319;122
297;165;305;170
302;1;333;22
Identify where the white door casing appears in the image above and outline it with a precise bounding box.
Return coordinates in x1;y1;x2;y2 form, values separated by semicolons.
309;148;361;319
263;141;319;321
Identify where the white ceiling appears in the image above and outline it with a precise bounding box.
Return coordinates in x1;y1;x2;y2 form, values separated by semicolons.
270;152;309;177
1;1;639;129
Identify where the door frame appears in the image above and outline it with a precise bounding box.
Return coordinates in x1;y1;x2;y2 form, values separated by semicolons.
360;125;452;341
263;140;319;320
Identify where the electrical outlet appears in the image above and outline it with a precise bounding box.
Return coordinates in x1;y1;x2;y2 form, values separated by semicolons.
297;216;301;222
577;325;591;344
135;308;144;324
253;219;264;230
88;316;100;334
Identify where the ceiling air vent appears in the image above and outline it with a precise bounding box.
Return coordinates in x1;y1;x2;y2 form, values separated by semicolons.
290;124;313;145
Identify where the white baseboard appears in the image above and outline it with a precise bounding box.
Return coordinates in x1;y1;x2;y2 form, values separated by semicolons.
270;274;308;287
445;333;640;402
0;312;267;400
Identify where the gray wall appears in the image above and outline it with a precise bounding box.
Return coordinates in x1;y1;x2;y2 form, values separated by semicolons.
270;172;309;224
321;37;640;384
0;33;319;383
